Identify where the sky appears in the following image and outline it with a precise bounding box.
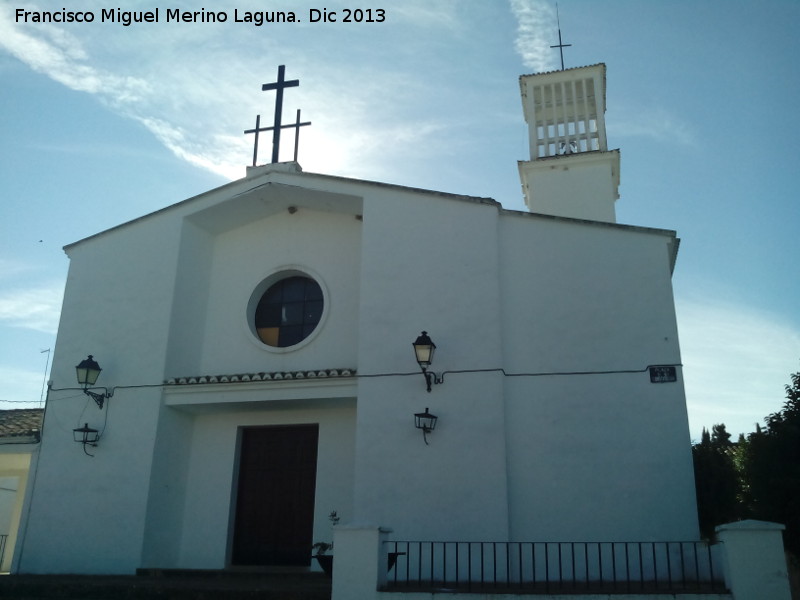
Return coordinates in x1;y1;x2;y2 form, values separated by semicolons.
1;0;798;442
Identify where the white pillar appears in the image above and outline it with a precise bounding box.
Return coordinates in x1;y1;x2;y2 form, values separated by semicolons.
331;525;391;600
715;520;791;600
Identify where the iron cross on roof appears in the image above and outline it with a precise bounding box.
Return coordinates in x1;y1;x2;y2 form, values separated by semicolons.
244;65;311;165
550;4;571;71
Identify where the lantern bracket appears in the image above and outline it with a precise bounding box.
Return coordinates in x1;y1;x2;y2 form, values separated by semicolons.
420;368;443;393
84;388;113;410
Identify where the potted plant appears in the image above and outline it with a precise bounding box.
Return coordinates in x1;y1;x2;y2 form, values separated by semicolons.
312;510;339;577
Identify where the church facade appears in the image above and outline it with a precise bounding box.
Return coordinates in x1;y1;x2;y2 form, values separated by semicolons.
15;64;701;577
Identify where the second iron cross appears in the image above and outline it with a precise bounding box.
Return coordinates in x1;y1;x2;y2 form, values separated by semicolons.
245;65;311;165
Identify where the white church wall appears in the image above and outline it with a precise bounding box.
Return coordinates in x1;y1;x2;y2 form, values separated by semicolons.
498;214;698;541
20;164;702;576
352;188;511;542
519;152;619;223
20;215;185;574
356;188;503;375
163;221;215;377
353;373;508;542
498;215;681;373
347;184;697;546
140;405;195;568
22;391;165;574
503;375;698;541
176;400;356;569
199;207;362;376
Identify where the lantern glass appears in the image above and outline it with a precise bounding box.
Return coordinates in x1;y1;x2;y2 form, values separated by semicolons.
414;408;438;432
76;355;102;387
412;331;436;367
73;423;100;444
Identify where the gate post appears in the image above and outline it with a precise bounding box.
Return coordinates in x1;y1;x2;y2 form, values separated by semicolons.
331;525;391;600
716;520;791;600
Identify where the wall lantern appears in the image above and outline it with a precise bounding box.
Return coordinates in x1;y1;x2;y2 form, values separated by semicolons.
414;408;438;445
73;423;100;456
412;331;442;392
75;355;113;409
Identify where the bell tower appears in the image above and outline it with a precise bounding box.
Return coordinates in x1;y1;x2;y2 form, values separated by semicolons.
518;63;620;223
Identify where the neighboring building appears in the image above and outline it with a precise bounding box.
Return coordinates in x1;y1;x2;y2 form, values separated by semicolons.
17;64;701;577
0;408;42;572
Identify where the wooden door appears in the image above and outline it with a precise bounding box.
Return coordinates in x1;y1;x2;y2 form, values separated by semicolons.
231;424;319;566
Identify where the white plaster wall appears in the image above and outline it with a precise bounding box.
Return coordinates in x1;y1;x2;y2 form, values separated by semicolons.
199;207;361;376
163;221;214;377
499;217;681;372
350;193;697;544
353;189;510;542
140;405;195;567
176;400;356;569
20;169;363;574
716;520;792;600
504;376;698;541
499;215;698;541
353;374;507;541
146;177;361;567
21;165;700;576
19;212;184;574
520;154;618;222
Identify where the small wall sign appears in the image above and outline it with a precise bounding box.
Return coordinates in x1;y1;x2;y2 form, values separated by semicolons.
649;366;677;383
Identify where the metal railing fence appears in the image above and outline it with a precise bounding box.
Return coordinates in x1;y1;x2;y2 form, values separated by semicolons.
383;540;727;594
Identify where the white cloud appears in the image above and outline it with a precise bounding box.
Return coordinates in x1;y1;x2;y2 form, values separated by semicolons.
0;364;48;407
0;258;35;280
134;116;243;179
1;1;453;183
609;106;696;146
0;283;64;334
509;0;556;73
677;295;800;440
0;5;151;100
390;1;462;29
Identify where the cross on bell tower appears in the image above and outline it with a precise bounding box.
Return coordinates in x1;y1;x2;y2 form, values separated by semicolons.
244;65;311;166
549;4;571;71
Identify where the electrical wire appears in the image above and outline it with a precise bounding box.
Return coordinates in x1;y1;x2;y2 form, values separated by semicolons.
356;364;680;383
45;363;682;397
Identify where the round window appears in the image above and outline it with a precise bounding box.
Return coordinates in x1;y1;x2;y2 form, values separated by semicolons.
253;275;324;347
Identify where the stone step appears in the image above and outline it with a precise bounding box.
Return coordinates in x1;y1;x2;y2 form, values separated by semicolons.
0;571;332;600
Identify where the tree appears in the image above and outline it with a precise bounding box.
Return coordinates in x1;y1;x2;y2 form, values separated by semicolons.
740;368;800;553
692;423;741;538
711;423;732;447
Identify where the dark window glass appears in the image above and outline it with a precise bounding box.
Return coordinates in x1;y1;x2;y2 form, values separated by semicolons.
283;303;304;326
255;276;323;347
305;300;323;322
282;278;306;302
305;284;323;301
280;325;304;347
257;302;282;325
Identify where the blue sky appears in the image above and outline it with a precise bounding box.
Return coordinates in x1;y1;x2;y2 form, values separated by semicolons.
1;0;798;441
